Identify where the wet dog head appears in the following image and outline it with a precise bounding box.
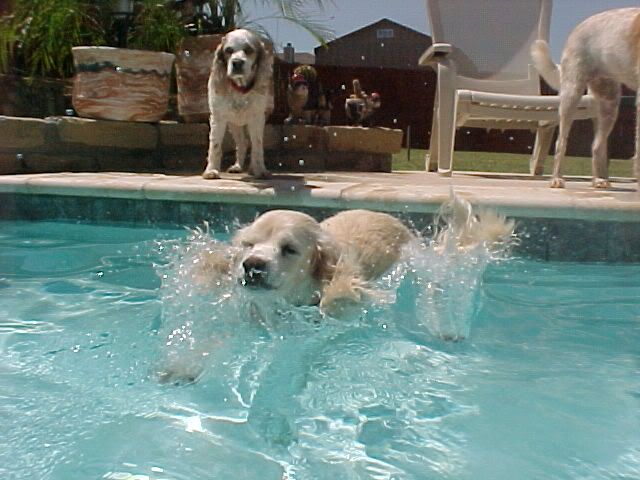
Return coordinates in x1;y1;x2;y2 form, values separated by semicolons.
232;210;338;305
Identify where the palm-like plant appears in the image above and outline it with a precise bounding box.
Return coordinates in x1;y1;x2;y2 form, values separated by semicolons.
178;0;334;45
251;0;334;45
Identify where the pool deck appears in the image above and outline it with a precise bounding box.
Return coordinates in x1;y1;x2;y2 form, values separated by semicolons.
0;170;639;222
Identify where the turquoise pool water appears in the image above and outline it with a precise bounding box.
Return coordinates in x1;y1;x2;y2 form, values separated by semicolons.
1;220;639;480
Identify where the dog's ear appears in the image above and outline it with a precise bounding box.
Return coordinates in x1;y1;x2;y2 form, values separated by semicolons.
311;232;339;282
211;37;230;95
253;36;274;95
215;36;227;65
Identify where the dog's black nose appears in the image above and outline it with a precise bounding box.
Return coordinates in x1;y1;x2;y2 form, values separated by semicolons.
231;58;244;72
242;257;268;287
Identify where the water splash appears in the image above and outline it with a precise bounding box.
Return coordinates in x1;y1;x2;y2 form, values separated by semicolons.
407;194;516;341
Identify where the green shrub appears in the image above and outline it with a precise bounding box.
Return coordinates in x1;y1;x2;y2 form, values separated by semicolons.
0;0;105;78
127;0;185;53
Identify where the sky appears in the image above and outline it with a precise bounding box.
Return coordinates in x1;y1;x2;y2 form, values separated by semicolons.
249;0;640;60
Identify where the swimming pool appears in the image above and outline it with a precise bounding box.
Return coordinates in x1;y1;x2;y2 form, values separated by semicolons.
1;217;639;480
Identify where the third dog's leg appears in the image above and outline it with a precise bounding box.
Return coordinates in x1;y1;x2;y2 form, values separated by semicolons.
203;115;227;179
247;119;270;179
589;78;620;188
227;124;247;174
551;85;584;188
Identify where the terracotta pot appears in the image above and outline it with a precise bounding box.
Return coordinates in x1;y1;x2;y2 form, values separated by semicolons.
175;34;223;123
71;46;175;122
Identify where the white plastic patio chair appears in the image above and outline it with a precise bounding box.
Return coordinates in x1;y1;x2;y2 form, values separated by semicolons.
420;0;596;176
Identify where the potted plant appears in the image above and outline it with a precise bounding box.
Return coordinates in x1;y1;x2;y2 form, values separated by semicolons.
71;0;184;122
173;0;334;123
0;0;106;117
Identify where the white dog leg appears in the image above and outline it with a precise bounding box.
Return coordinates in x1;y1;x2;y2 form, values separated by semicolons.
247;118;270;179
551;85;584;188
203;115;227;179
589;78;620;188
227;124;248;174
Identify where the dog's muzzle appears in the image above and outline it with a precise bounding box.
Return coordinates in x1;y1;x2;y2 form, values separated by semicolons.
241;257;271;289
231;58;245;75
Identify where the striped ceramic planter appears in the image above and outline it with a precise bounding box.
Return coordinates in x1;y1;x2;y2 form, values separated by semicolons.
175;34;223;123
71;46;175;123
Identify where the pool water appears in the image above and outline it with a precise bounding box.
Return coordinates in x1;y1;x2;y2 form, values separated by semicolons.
1;220;639;480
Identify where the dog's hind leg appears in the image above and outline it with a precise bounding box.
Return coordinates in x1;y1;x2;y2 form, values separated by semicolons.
589;78;621;188
551;78;586;188
227;123;248;174
203;116;227;179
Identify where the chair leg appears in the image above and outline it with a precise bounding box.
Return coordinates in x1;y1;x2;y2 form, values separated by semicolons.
435;60;457;176
530;125;555;176
426;90;439;172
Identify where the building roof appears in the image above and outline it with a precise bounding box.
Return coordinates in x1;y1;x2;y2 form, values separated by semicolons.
318;18;430;49
276;52;316;65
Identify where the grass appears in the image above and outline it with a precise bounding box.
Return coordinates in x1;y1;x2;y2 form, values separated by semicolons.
392;149;635;178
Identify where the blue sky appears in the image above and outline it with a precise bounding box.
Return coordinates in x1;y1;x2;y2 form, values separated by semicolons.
249;0;640;60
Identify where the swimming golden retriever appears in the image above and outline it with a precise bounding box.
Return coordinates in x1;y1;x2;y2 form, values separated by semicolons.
194;203;514;318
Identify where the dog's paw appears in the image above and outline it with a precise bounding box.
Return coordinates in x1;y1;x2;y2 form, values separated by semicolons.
592;177;611;189
227;164;244;174
549;177;566;188
250;169;272;179
202;169;221;180
320;294;361;319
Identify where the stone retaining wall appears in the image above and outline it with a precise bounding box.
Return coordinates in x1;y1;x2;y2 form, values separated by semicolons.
0;115;403;175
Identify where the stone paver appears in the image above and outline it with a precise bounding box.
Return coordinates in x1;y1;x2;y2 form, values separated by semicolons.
0;170;638;221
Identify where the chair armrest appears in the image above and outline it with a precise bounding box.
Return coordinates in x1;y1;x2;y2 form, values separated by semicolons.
419;43;453;66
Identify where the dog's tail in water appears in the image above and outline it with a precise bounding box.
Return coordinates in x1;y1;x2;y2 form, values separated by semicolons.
531;39;560;90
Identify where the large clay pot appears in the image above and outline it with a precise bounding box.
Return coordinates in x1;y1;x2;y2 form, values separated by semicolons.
175;34;223;123
71;46;175;122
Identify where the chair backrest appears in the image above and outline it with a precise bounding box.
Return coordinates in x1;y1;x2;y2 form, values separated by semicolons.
426;0;552;94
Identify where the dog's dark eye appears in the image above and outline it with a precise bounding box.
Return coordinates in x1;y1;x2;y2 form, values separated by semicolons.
281;244;298;256
241;241;254;248
224;47;234;55
244;46;254;55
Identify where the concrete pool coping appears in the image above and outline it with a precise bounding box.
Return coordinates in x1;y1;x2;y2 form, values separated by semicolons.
0;170;639;222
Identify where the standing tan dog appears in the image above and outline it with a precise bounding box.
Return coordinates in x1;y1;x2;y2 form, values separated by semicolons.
531;8;640;189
